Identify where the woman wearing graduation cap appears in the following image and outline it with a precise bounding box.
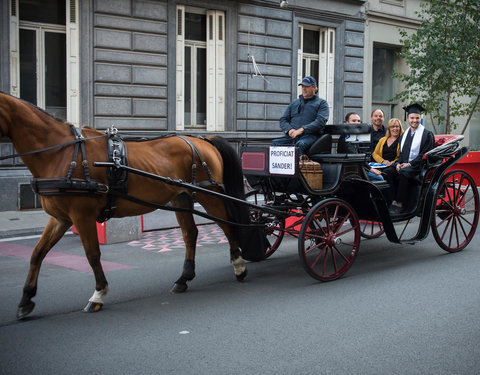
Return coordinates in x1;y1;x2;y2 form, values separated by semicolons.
384;103;435;214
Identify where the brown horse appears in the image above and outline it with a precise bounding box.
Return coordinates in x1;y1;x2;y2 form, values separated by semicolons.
0;91;258;319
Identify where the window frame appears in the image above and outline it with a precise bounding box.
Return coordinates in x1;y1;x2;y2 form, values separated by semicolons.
9;0;79;125
176;5;225;131
298;24;335;122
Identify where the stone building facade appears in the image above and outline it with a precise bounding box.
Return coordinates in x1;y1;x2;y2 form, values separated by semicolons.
0;0;367;211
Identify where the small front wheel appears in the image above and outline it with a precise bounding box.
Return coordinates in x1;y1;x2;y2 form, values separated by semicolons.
299;198;360;281
359;220;384;239
431;170;479;252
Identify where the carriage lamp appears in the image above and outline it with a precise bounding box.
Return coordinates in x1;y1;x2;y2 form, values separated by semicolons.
280;0;288;8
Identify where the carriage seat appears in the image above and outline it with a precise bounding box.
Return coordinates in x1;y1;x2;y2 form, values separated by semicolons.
306;124;372;157
324;123;372;136
307;133;332;156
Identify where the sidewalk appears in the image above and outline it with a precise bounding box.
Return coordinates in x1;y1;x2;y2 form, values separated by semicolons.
0;208;211;239
0;210;51;238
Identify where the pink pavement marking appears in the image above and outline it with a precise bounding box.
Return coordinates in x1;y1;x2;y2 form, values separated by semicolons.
127;224;228;253
0;242;132;274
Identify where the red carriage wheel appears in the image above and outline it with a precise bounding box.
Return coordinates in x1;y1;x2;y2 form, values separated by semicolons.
358;220;384;239
431;170;479;252
298;198;360;281
245;190;285;259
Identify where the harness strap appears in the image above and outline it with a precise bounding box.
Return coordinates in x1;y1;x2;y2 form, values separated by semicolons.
67;127;92;183
112;192;262;228
176;136;220;197
0;128;107;161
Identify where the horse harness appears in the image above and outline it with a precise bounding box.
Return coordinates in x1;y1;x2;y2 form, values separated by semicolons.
30;126;221;222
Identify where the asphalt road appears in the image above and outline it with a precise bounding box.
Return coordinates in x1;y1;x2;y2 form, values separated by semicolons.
0;224;479;375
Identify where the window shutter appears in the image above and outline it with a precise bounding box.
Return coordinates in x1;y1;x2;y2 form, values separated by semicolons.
215;11;225;131
66;0;80;125
297;25;303;97
206;11;216;131
176;6;185;130
206;10;225;131
9;0;20;97
318;28;328;100
326;28;335;121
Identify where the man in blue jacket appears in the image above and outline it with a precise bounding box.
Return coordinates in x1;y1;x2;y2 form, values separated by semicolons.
271;76;329;155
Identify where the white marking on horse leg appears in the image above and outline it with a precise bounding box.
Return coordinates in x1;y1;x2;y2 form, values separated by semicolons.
88;286;109;304
231;256;246;276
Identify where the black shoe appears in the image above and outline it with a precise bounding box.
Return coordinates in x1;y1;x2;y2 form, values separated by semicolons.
389;206;399;215
389;205;402;215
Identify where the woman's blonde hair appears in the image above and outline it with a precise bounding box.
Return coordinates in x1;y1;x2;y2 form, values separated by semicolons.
385;118;404;138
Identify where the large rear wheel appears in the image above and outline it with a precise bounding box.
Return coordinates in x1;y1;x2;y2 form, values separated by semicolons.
299;198;360;281
431;170;479;252
246;190;285;259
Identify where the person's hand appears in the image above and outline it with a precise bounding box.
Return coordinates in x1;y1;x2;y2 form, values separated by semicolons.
370;168;382;175
396;163;411;171
383;160;392;166
289;128;304;139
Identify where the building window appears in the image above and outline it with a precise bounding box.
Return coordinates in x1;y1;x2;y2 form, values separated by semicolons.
298;25;335;122
176;6;225;131
372;46;397;120
10;0;80;124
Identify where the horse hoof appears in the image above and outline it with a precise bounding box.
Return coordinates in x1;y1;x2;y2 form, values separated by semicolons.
170;282;188;293
236;269;248;282
83;301;103;313
17;301;35;320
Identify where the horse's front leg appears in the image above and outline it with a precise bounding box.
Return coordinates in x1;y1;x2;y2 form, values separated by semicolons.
74;218;109;313
170;193;198;293
17;216;71;319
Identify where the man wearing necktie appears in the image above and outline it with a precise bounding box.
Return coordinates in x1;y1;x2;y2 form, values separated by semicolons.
385;103;435;214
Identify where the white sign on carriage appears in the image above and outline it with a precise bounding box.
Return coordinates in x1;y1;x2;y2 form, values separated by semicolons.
269;146;296;175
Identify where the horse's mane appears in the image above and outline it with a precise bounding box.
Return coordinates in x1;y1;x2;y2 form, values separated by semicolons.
0;90;73;127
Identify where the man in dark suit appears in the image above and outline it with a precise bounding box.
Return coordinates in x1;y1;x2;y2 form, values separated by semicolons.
386;103;435;213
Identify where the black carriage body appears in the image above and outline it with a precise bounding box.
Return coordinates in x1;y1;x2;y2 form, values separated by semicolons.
241;125;475;245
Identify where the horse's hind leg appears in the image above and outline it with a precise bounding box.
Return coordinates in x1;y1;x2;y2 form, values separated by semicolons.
17;216;71;319
171;193;198;293
196;194;247;282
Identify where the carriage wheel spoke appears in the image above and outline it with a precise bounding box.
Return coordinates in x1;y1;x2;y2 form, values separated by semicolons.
448;216;456;249
439;216;452;241
309;245;328;268
322;247;331;275
305;239;326;255
336;224;356;238
457;214;468;240
456;175;466;200
457;214;474;227
333;213;350;234
454;217;460;248
330;248;338;274
332;244;350;263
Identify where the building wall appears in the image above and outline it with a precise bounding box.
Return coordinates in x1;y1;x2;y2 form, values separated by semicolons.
363;0;421;121
80;0;366;136
0;0;366;211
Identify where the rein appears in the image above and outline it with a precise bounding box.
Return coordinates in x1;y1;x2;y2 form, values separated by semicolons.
0;130;107;161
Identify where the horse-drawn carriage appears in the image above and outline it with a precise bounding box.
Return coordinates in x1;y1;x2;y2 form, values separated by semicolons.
0;91;478;319
241;124;479;281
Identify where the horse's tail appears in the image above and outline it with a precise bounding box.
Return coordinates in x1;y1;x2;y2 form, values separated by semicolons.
208;136;246;203
208;136;266;261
